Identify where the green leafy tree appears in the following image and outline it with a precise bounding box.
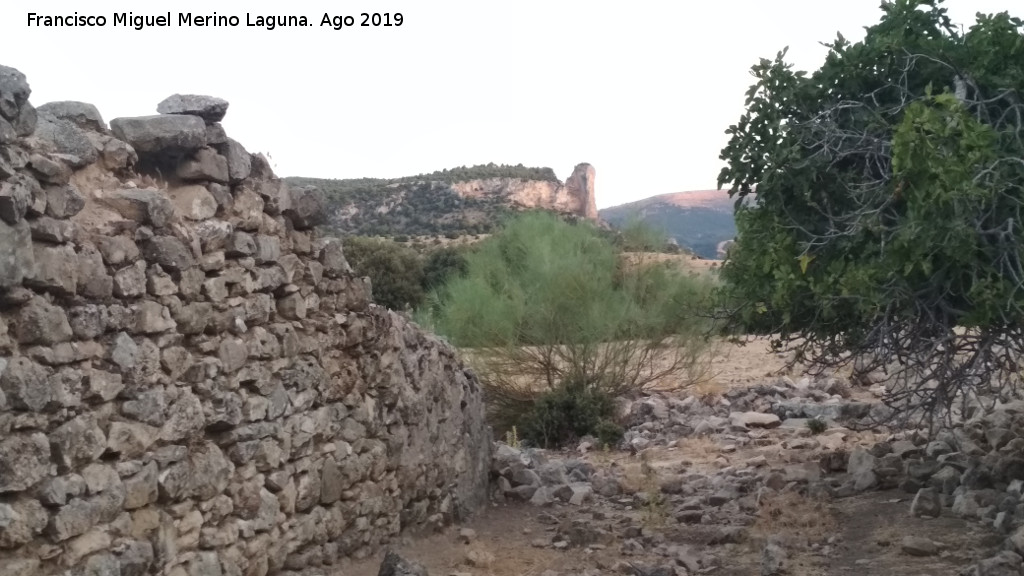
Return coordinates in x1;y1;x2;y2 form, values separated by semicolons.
613;215;672;252
343;237;425;311
717;0;1024;427
422;246;470;291
420;212;715;446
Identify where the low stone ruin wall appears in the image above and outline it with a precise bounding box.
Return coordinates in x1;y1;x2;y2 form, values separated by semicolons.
0;65;491;576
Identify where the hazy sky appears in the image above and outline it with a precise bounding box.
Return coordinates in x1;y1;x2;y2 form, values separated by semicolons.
1;1;1018;208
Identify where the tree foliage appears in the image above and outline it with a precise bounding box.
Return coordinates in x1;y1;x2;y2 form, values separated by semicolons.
343;238;471;311
717;0;1024;426
343;237;425;311
422;246;469;291
613;216;674;253
420;212;716;446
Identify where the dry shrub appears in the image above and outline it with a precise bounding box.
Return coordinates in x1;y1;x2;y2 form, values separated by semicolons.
691;379;726;404
752;490;836;544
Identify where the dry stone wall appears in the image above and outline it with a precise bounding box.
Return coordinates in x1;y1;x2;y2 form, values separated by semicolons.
0;65;491;576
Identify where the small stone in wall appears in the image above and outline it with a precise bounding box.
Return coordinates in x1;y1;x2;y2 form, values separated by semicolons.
0;432;50;492
176;148;229;184
0;116;14;144
15;297;73;345
0;173;37;225
0;219;34;289
0;498;48;548
98;188;174;228
50;414;107;471
43;182;85;218
141;236;195;272
169;184;218;221
27;154;71;185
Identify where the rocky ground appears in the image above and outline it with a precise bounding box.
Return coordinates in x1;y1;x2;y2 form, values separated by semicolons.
336;340;1024;576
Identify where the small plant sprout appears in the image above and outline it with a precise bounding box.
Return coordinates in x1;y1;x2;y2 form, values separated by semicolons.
806;417;827;435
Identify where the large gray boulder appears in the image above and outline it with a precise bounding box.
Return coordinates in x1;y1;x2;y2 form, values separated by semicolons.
110;114;206;154
285;186;326;230
33;114;98;167
37;101;107;133
156;94;228;123
0;65;30;121
219;138;251;182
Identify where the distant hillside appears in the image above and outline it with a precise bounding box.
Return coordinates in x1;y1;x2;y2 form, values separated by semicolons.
286;163;596;239
600;190;745;259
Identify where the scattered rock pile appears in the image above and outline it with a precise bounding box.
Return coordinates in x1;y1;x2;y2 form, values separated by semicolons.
620;375;883;451
0;64;491;576
483;373;1024;575
490;444;599;506
815;399;1024;573
618;374;1024;573
485;413;837;575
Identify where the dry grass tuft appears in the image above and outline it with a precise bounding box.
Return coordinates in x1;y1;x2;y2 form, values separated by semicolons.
677;437;723;460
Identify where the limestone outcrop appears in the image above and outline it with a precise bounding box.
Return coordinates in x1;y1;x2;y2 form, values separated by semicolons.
563;163;598;221
0;65;491;576
449;162;598;221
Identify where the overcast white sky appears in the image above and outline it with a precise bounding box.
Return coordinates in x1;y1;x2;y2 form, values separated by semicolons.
1;1;1018;208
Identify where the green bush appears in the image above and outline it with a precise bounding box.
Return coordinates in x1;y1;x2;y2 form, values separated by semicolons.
420;212;716;446
806;418;827;435
517;379;623;449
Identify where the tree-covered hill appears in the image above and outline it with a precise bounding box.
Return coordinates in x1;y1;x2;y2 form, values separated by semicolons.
285;163;561;238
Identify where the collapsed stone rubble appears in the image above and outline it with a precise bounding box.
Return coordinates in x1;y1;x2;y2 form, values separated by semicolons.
485;373;1024;575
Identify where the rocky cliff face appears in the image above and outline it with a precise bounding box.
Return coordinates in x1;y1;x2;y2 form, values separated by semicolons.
449;163;598;221
295;163;598;239
0;65;491;576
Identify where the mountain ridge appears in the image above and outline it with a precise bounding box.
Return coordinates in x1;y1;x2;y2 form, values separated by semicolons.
599;189;744;258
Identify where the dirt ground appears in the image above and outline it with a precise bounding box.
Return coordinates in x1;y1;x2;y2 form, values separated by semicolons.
341;491;994;576
338;337;997;576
